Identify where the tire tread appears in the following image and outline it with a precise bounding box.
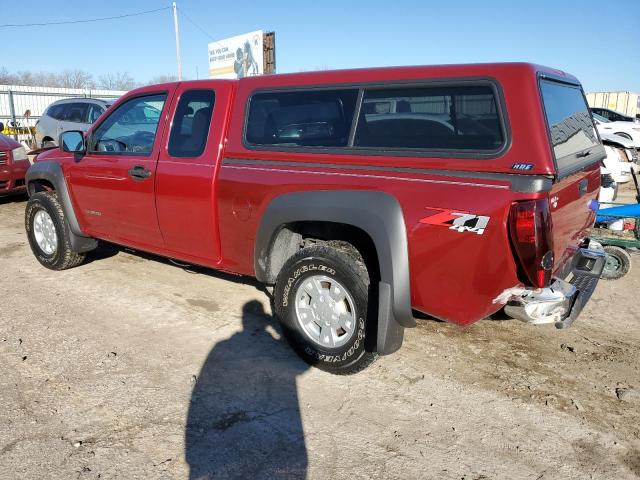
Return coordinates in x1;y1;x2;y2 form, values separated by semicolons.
26;191;86;270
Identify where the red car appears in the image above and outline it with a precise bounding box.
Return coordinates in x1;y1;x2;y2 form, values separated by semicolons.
25;63;606;373
0;125;30;198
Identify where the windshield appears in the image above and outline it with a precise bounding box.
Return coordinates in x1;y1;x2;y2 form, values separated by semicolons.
593;113;611;123
540;79;601;174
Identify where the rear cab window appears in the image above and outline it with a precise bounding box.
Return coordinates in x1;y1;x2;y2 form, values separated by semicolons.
539;79;604;176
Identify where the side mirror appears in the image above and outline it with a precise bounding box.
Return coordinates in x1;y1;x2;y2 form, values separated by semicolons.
60;131;86;153
0;121;4;132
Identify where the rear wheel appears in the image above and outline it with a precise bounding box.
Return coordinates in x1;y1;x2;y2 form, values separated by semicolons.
274;243;377;374
25;191;86;270
601;245;632;280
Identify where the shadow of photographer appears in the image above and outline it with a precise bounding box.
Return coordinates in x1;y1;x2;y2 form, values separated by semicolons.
185;300;309;479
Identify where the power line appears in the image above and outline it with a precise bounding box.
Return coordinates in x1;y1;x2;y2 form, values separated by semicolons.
177;6;214;41
0;6;170;28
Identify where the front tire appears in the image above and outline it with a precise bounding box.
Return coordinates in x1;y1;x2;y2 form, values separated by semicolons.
274;243;377;374
25;191;86;270
601;245;631;280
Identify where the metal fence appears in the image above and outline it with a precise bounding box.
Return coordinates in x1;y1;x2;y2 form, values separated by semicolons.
0;84;127;146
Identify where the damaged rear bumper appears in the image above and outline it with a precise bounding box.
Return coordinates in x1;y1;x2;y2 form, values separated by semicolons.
499;241;605;329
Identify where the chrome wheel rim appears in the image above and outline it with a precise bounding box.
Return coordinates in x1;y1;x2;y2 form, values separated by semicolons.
294;274;357;349
33;210;58;255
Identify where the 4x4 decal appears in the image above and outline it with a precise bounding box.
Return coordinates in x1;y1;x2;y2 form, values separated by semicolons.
419;208;490;235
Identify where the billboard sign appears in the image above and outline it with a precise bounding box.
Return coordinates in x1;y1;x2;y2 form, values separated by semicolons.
208;30;266;79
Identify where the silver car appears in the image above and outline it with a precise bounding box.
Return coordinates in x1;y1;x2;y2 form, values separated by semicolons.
35;98;112;148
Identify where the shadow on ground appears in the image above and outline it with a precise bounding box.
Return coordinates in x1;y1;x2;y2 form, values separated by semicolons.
185;300;309;479
0;193;27;205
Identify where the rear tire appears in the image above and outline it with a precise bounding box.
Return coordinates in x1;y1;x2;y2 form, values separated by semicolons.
601;245;631;280
274;243;378;374
25;191;86;270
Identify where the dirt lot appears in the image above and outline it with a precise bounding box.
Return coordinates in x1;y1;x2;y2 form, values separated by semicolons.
1;191;639;480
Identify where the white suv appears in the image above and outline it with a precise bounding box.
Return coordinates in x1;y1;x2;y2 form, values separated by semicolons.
35;98;113;148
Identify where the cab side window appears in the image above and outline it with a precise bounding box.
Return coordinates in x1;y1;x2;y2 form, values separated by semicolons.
168;90;215;158
89;94;167;155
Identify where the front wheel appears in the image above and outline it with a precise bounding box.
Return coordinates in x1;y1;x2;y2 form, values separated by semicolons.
601;245;632;280
274;243;377;374
25;191;86;270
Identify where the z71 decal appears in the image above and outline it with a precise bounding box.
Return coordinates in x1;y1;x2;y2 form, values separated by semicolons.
419;207;490;235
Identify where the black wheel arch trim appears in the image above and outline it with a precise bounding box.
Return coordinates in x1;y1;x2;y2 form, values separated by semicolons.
26;161;97;253
254;189;415;355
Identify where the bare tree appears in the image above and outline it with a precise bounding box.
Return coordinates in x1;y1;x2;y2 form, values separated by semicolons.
0;66;18;85
0;67;60;87
98;71;136;90
58;69;95;89
147;74;179;85
1;67;179;90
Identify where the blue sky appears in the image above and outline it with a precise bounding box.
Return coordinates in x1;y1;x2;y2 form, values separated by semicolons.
1;0;638;92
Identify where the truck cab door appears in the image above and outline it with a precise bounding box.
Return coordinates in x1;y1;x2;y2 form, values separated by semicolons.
67;88;176;249
155;83;234;265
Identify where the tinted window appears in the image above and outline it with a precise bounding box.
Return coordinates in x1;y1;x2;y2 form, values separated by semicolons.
354;86;503;151
246;89;358;147
89;94;166;155
47;104;66;120
168;90;215;157
63;103;89;123
540;80;599;167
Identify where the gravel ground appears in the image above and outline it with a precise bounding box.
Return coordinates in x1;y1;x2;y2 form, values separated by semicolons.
1;190;639;480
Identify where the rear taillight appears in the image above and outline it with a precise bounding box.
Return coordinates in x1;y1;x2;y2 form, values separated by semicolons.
509;199;554;288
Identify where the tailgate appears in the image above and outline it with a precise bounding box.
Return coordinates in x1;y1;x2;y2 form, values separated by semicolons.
548;163;600;271
539;78;606;272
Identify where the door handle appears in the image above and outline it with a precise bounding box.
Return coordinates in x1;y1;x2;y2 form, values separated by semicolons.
128;165;152;180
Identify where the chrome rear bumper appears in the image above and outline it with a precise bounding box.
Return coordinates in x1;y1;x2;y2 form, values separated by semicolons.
502;241;605;329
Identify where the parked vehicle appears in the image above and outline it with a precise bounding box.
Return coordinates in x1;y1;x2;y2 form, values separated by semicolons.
603;145;636;184
591;107;639;123
593;113;640;147
587;91;640;120
0;122;30;197
34;98;112;148
593;170;640;280
25;63;606;373
598;130;639;164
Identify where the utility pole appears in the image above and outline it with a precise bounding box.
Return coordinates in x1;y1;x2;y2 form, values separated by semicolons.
172;2;182;80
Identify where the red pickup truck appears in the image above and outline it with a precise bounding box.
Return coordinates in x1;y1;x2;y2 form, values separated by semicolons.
25;63;606;374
